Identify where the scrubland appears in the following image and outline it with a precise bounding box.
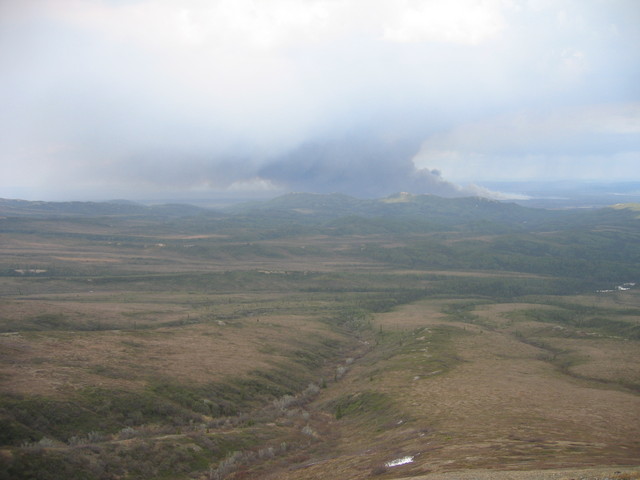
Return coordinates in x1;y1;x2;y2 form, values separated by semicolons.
0;197;639;479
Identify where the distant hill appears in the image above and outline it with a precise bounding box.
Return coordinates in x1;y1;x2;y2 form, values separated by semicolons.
0;198;212;218
1;192;639;286
224;192;583;233
2;193;638;235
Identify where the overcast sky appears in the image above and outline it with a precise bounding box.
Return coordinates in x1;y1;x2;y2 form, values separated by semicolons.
1;0;639;201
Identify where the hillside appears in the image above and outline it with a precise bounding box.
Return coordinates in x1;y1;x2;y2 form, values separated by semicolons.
0;194;638;480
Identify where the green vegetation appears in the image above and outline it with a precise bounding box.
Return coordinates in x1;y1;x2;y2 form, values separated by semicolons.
515;307;640;340
333;391;393;421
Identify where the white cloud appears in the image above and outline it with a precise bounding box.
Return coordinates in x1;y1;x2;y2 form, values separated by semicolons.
43;0;512;52
382;0;507;45
413;103;640;181
42;0;346;51
415;151;640;182
415;103;640;153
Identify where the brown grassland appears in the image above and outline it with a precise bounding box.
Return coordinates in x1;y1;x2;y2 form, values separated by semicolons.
0;211;638;480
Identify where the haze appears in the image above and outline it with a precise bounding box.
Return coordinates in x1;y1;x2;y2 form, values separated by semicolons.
1;0;639;201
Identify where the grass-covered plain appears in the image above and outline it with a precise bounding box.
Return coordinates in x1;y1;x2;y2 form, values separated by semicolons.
0;195;639;479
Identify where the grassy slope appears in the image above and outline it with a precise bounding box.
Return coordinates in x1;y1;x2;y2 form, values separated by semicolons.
264;293;640;480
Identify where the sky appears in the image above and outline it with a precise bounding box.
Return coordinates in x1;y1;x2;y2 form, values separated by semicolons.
1;0;639;201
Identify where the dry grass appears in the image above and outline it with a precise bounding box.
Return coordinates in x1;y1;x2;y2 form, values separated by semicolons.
267;297;640;480
1;219;638;479
0;311;338;399
0;228;384;276
403;467;640;480
545;338;640;385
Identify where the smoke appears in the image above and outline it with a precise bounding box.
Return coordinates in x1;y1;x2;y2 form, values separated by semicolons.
92;136;470;199
72;135;473;199
258;136;465;198
30;129;526;201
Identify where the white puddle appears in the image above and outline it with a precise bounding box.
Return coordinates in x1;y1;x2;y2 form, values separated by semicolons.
385;456;414;467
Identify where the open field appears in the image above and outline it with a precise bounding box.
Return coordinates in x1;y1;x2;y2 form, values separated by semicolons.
1;197;639;479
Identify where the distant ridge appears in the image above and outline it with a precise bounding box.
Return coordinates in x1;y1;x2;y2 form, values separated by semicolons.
0;198;211;218
2;193;636;235
225;192;560;229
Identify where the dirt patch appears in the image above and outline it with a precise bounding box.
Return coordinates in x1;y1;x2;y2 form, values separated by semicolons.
372;300;451;330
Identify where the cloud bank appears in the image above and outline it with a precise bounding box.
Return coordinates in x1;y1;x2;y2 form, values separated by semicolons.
0;0;639;200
